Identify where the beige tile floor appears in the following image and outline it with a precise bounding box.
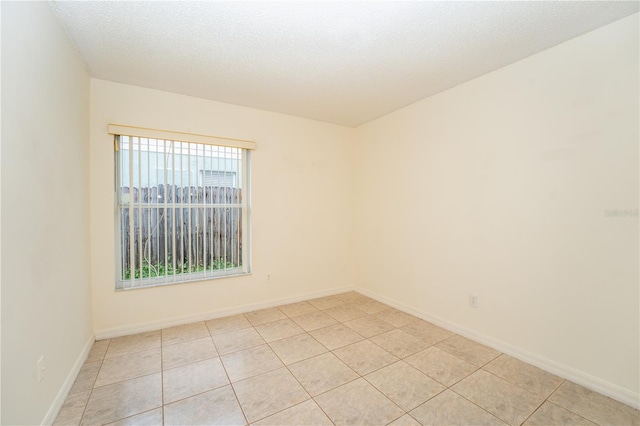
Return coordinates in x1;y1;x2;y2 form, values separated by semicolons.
54;292;640;426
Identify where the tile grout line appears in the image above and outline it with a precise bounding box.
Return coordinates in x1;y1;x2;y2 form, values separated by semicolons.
66;292;635;425
213;322;252;426
76;339;111;426
160;329;165;425
81;298;458;423
248;324;328;424
529;380;605;426
464;367;545;426
238;295;363;424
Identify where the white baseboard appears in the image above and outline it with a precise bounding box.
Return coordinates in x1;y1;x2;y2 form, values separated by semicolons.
356;287;640;410
41;335;95;425
94;286;354;340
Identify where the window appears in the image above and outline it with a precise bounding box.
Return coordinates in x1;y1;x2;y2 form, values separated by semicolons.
111;125;253;290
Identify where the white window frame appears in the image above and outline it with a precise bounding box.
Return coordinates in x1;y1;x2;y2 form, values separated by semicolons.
110;125;254;290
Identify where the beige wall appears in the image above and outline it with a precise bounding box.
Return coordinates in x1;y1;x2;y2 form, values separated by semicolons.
355;14;639;400
1;2;92;424
90;80;356;334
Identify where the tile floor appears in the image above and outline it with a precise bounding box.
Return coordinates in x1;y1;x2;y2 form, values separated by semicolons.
54;292;639;426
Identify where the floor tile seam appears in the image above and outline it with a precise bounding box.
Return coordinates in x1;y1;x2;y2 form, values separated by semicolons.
66;361;103;399
94;364;163;389
307;398;339;426
307;321;350;337
446;387;516;426
512;381;550;426
518;395;553;426
341;324;395;340
401;412;424;426
255;328;308;344
161;338;217;359
160;328;166;426
160;333;215;348
76;380;97;425
323;312;368;323
243;306;288;327
106;407;161;426
247;399;337;426
377;318;420;329
253;316;306;328
309;326;367;351
216;341;267;357
394;349;431;361
208;328;228;360
162;353;224;372
275;295;372;418
328;345;400;380
216;343;251;426
384;411;411;426
278;351;331;367
331;338;400;364
431;337;500;368
479;363;564;401
160;322;209;340
316;336;367;352
366;333;425;360
373;311;419;328
309;301;346;311
207;324;253;338
220;341;284;365
264;335;317;400
452;369;561;426
82;295;609;426
234;361;313;425
76;339;113;425
102;347;162;365
434;334;504;368
400;330;452;347
245;394;314;424
418;362;481;389
104;344;163;360
81;374;165;424
160;333;213;348
163;380;234;406
228;362;284;384
164;357;230;384
543;380;612;426
280;310;320;319
346;375;408;417
84;339;113;364
323;302;368;312
537;378;615;426
360;366;448;412
545;377;566;399
535;397;602;426
286;354;361;399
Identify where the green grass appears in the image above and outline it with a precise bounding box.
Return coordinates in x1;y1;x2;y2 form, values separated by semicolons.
124;257;237;279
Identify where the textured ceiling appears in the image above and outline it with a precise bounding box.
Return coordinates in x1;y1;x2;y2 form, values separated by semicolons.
50;1;639;127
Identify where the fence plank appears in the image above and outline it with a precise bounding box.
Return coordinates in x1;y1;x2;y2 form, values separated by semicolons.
119;185;242;278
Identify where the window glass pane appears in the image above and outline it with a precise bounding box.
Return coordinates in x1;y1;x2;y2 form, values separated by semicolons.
116;136;250;289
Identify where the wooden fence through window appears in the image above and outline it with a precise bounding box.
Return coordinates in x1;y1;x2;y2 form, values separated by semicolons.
119;184;243;277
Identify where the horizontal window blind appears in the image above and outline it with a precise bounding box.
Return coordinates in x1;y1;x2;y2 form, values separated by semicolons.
115;133;251;290
108;124;256;150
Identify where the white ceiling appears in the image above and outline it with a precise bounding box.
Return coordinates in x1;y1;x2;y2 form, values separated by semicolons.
50;1;639;127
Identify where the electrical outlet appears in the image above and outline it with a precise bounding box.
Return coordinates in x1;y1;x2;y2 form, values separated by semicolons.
469;294;479;308
37;356;45;383
266;274;272;283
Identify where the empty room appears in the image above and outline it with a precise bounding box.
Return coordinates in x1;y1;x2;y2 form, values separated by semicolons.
1;1;638;425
